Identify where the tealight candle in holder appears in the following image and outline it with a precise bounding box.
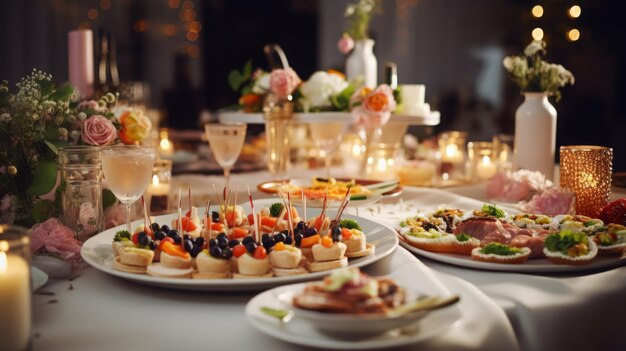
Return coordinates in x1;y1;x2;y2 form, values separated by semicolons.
468;141;498;181
0;225;32;351
559;145;613;217
147;159;172;215
438;131;467;181
157;128;174;157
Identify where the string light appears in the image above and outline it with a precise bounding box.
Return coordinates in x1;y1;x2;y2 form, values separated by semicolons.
532;27;544;40
531;5;543;18
568;5;581;18
87;8;99;20
567;28;580;41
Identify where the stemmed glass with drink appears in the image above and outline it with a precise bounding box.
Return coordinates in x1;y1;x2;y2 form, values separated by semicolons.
204;123;247;190
101;145;156;232
309;121;346;177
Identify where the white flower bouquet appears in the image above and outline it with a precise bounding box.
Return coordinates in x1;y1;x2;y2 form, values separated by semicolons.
503;40;575;101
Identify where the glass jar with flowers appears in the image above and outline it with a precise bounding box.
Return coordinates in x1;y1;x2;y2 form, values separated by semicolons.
0;70;151;234
503;40;575;180
340;0;382;88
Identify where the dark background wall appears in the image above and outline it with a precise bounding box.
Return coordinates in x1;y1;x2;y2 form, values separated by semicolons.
0;0;623;170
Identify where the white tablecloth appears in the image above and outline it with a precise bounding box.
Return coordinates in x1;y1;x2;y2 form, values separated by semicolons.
33;169;626;351
33;248;519;351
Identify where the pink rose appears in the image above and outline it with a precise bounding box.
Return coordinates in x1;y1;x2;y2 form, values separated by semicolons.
31;219;82;263
269;67;301;99
520;188;576;216
81;115;117;146
350;84;397;130
104;202;127;229
337;33;355;54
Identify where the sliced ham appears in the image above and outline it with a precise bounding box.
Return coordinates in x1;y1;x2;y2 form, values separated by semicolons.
509;233;549;258
453;217;511;244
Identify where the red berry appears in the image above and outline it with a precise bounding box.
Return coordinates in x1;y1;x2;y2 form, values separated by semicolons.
131;232;140;245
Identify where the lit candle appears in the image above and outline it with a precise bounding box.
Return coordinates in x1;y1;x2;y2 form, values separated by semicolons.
148;174;171;214
159;137;174;157
442;144;463;163
0;250;31;350
476;155;497;180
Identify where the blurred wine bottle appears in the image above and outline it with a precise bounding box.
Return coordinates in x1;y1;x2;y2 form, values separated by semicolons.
95;28;120;98
384;62;398;89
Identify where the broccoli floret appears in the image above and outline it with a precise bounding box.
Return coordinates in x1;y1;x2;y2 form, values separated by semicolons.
114;230;131;242
269;203;284;217
339;219;362;231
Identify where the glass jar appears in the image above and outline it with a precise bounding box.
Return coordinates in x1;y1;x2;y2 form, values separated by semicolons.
58;146;104;242
468;141;498;181
0;225;32;351
438;131;468;181
263;93;294;179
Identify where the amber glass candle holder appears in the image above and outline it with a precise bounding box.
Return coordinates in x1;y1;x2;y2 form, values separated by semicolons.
559;145;613;217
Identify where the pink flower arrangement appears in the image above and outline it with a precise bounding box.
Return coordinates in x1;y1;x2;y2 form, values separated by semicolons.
269;67;301;99
350;84;397;130
81;114;118;146
520;188;576;216
337;33;355;54
31;218;83;264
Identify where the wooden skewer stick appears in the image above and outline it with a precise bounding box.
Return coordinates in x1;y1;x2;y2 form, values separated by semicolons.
212;184;228;232
205;200;212;241
247;186;260;244
177;188;183;232
334;188;351;223
184;187;192;234
286;192;295;242
141;196;149;232
271;205;287;235
302;189;307;224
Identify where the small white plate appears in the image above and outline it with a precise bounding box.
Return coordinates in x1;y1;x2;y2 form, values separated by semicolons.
245;251;461;350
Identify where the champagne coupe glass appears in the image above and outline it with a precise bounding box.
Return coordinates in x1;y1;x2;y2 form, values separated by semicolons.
101;145;156;232
309;121;345;177
205;123;247;190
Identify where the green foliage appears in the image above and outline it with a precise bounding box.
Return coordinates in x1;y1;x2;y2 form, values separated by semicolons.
32;199;54;223
344;0;382;40
228;60;253;92
331;83;357;111
26;161;57;196
102;188;117;210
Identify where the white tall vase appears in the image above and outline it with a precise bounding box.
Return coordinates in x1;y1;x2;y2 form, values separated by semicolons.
346;39;377;88
513;92;557;180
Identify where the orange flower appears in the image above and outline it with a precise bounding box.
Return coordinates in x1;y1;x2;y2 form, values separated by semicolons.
326;69;346;80
118;110;151;145
239;93;262;112
364;92;388;112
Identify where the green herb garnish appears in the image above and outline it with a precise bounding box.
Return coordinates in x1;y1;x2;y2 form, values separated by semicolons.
544;229;587;254
113;230;131;242
583;220;597;227
260;307;291;321
269;203;284;217
479;243;521;256
481;204;505;218
339;218;362;231
456;233;470;242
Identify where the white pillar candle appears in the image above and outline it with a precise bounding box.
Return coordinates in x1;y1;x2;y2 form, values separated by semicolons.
0;251;31;351
68;29;94;98
148;175;171;196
